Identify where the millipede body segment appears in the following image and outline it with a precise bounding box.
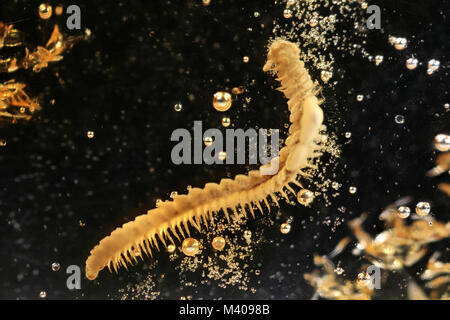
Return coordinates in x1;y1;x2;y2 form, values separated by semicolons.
85;39;326;280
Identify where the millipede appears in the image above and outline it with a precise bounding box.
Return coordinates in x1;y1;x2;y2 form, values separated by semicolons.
85;39;327;280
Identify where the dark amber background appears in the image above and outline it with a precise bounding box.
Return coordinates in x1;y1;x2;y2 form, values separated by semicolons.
0;0;448;299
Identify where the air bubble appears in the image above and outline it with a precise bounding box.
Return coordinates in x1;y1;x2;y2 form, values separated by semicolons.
406;58;418;70
375;55;384;66
309;17;318;27
321;70;333;83
222;117;231;127
38;3;52;20
415;202;430;216
280;223;291;234
283;9;293;19
204;136;213;146
213;92;232;112
211;236;226;251
231;86;244;95
51;262;60;271
55;5;63;15
182;238;200;256
428;59;440;72
174;103;183;112
218;151;226;161
297;189;314;206
434;134;450;152
397;206;410;219
394;37;407;50
395;115;405;124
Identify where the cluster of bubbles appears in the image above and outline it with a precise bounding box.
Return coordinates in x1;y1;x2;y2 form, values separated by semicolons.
38;3;64;20
282;0;296;19
118;211;274;298
397;201;431;219
374;55;384;66
175;231;257;257
388;35;441;75
427;59;440;75
125;0;446;299
174;88;237;115
320;70;333;83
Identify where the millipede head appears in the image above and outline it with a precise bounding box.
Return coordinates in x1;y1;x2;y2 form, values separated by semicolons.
263;39;300;72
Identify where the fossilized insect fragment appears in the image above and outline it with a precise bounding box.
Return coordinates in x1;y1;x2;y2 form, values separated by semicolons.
0;21;87;125
349;212;450;271
22;25;84;73
0;22;22;50
0;23;83;75
0;80;41;125
304;254;374;300
85;39;327;280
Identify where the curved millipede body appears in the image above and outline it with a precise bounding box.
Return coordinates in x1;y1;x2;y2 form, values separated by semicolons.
85;39;326;280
